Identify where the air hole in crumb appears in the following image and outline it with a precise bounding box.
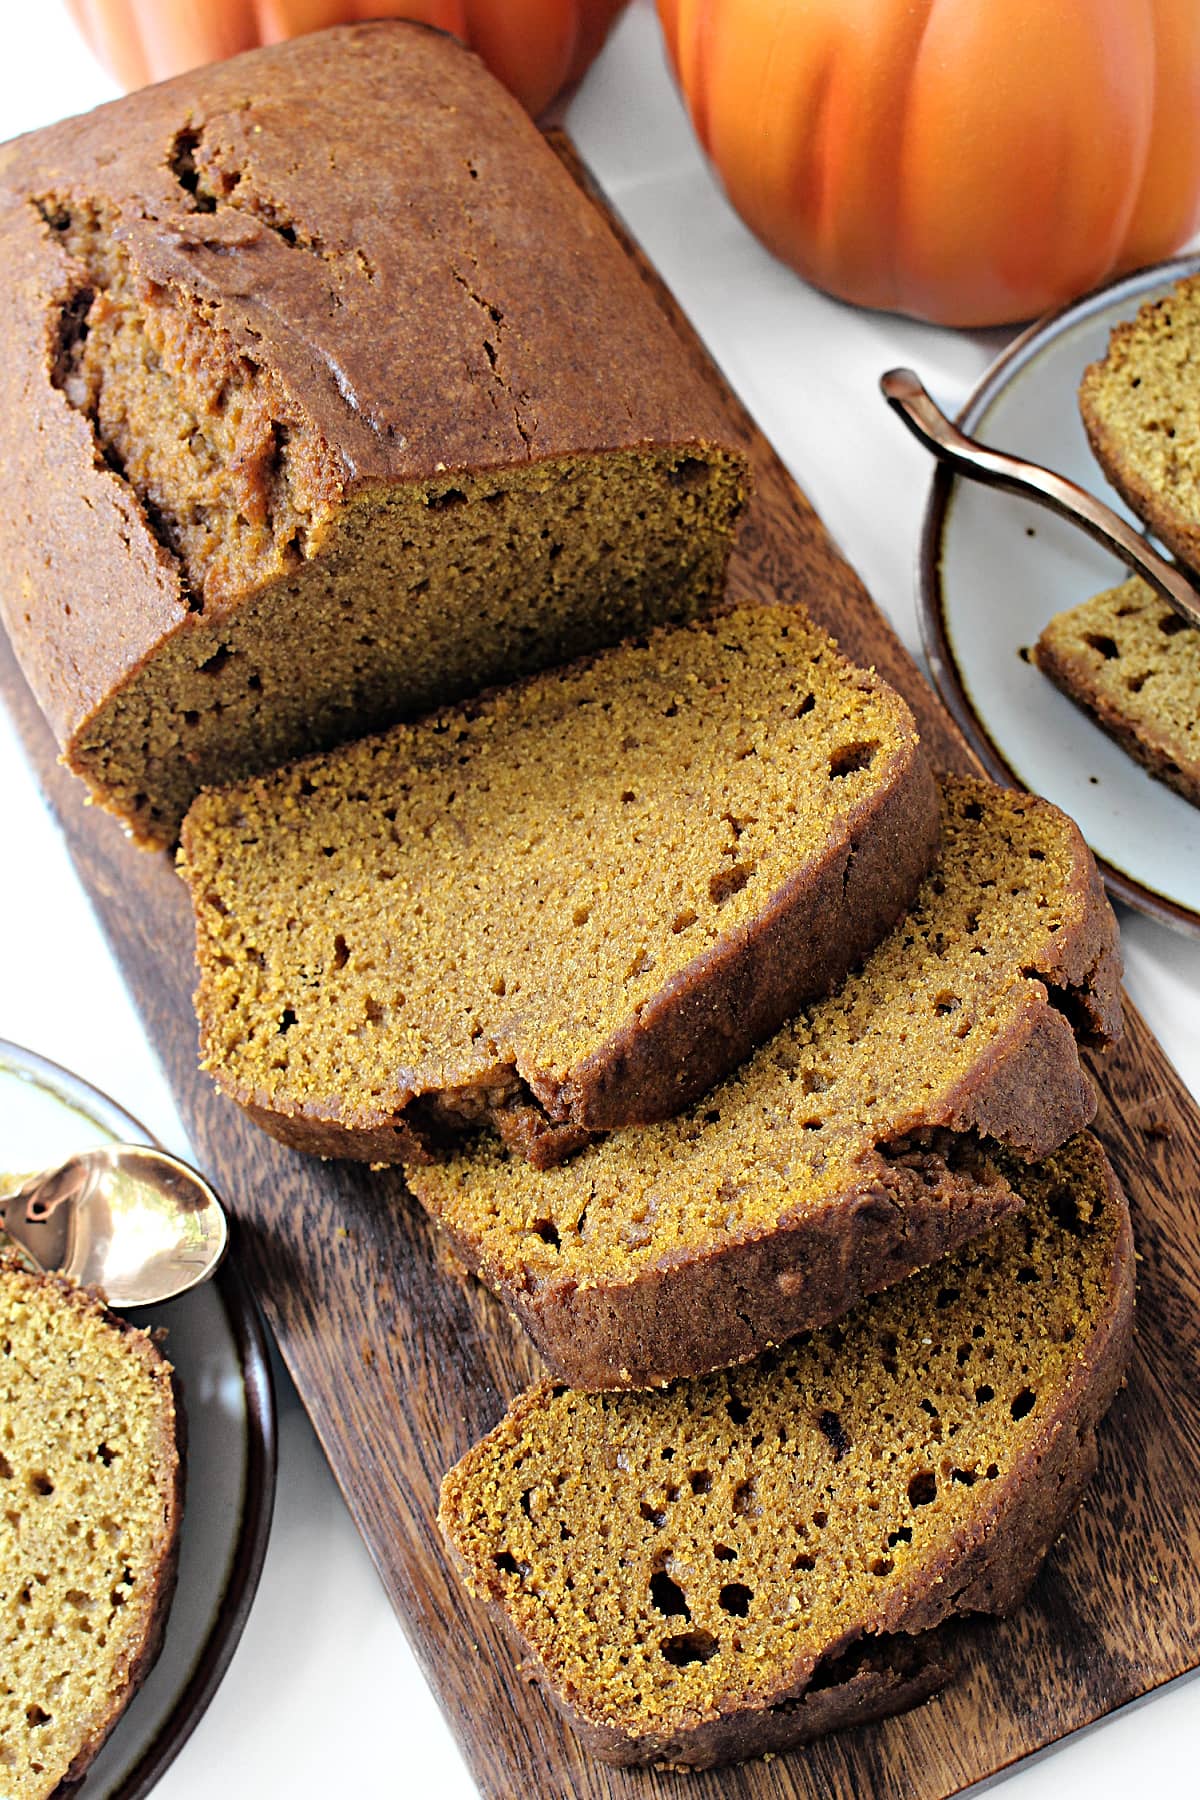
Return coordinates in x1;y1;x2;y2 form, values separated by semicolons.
792;1552;816;1572
962;800;985;822
532;1219;560;1250
975;1384;995;1404
709;862;754;906
572;906;589;927
640;1502;667;1529
907;1470;937;1507
1010;1388;1036;1420
689;1471;712;1495
649;1570;690;1619
277;1008;297;1035
428;487;466;511
332;935;349;970
951;1467;977;1486
661;1630;718;1667
493;1551;520;1576
732;1479;759;1516
0;1454;11;1480
95;1443;115;1467
935;1287;959;1310
1126;672;1149;693
726;1397;751;1425
672;908;698;934
26;1705;50;1728
1083;633;1119;660
714;1543;736;1562
1016;1266;1039;1284
29;1472;53;1496
829;742;876;779
795;693;815;718
816;1409;850;1460
872;1557;894;1577
933;992;960;1016
719;1582;753;1617
199;645;231;675
620;790;636;803
667;457;709;492
1160;612;1189;636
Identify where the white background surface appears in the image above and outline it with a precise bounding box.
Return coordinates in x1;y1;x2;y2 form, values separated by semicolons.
1;4;1198;1794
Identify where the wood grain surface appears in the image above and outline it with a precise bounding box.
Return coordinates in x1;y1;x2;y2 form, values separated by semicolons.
5;139;1200;1800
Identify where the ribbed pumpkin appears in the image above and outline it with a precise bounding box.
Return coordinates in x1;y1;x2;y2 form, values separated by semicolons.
657;0;1200;327
66;0;629;116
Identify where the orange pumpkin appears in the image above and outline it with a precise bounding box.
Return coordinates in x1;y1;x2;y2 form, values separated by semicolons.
657;0;1200;327
66;0;629;116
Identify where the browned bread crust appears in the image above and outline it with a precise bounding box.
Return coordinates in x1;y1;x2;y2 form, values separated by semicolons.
1033;577;1200;809
0;23;746;845
438;1134;1135;1769
413;778;1122;1389
181;606;940;1167
0;1254;183;1799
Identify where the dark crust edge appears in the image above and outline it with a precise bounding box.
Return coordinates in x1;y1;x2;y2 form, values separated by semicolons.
0;1255;186;1798
435;1142;1023;1391
421;785;1123;1389
187;608;941;1167
1079;307;1200;580
438;1135;1136;1769
1031;626;1200;810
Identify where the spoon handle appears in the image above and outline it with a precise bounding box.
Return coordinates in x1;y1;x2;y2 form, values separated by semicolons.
880;367;1200;633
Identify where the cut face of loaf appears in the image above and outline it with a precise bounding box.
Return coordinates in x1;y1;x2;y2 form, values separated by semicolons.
1033;576;1200;808
1080;274;1200;576
0;23;747;846
439;1133;1134;1771
0;1256;183;1800
411;778;1121;1388
181;605;940;1165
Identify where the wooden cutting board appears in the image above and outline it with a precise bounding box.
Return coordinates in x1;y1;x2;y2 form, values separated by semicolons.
5;138;1200;1800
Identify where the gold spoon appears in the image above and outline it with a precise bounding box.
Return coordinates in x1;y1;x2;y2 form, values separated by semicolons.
881;366;1200;632
0;1144;228;1308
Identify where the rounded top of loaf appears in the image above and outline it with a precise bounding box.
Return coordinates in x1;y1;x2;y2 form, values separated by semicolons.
0;21;735;493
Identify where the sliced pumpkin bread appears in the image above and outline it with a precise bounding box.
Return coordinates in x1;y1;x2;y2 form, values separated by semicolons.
1033;575;1200;808
180;604;939;1168
410;778;1121;1388
0;1255;183;1800
1080;273;1200;574
439;1132;1134;1769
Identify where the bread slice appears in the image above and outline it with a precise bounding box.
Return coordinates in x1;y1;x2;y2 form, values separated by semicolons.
0;23;746;848
0;1255;183;1800
410;777;1121;1388
180;605;939;1168
1033;576;1200;807
1080;274;1200;573
439;1132;1134;1770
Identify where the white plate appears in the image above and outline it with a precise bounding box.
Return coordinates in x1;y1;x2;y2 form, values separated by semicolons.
0;1040;276;1798
919;255;1200;937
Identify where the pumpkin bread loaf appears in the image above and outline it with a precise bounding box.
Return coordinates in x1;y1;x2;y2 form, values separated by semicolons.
439;1132;1134;1769
180;605;939;1167
410;777;1121;1388
1033;575;1200;808
1080;273;1200;574
0;1255;183;1800
0;22;746;847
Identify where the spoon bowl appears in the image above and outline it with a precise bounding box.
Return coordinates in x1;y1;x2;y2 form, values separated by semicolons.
0;1144;229;1307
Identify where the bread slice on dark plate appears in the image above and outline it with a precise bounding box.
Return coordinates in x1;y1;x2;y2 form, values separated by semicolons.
0;1255;183;1800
